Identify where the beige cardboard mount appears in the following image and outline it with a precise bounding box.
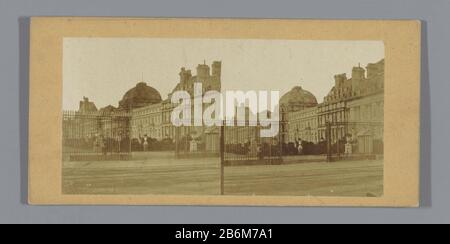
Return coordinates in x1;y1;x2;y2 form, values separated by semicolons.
29;18;421;206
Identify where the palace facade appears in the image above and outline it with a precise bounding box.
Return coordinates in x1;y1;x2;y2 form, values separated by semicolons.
65;59;384;155
64;61;221;144
129;61;222;143
286;59;384;154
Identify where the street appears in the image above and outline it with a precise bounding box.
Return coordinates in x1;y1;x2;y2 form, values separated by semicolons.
63;152;383;197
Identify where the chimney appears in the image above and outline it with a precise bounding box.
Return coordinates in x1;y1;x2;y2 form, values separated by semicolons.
212;61;222;78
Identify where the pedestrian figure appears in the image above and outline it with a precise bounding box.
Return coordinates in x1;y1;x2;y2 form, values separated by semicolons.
257;143;264;160
297;138;303;155
94;134;101;153
100;135;107;155
190;139;198;152
143;134;149;152
345;141;353;156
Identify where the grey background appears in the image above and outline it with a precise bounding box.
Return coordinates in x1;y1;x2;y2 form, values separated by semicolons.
0;0;446;224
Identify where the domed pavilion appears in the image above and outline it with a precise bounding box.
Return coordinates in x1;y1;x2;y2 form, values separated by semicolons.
280;86;318;112
118;82;162;110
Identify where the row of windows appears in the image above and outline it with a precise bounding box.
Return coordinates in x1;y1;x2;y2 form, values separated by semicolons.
163;113;171;123
132;126;177;138
318;102;346;113
318;110;347;126
318;127;346;141
133;108;161;116
289;119;318;132
132;116;162;126
350;102;383;121
289;112;316;121
288;133;318;143
132;129;162;138
289;102;383;128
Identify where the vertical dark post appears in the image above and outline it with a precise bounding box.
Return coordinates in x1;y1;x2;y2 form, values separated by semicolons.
118;118;121;155
128;115;132;155
344;103;348;136
337;127;340;160
269;137;273;165
185;127;189;155
110;116;113;156
175;126;179;157
220;125;225;195
326;122;332;162
279;129;283;162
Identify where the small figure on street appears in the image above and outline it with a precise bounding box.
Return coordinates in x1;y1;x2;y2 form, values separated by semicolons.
345;135;353;156
143;134;149;152
296;138;303;155
257;143;264;160
100;135;107;155
190;139;198;152
94;133;101;153
345;142;353;155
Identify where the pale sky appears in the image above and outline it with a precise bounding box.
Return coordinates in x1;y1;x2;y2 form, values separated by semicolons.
63;38;384;110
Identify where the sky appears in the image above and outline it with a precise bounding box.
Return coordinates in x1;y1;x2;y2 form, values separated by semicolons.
63;38;384;111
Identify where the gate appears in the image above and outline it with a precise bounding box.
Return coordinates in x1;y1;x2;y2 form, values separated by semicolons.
221;123;283;166
218;122;283;195
174;126;221;158
62;111;132;161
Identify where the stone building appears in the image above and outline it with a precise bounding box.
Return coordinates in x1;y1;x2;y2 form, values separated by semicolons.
79;97;98;113
347;92;384;154
223;105;260;145
63;97;99;140
280;86;318;144
161;99;176;140
64;58;384;156
286;106;319;143
283;59;385;154
104;82;163;140
317;101;348;143
280;86;318;112
169;61;222;153
318;59;384;154
131;103;163;140
172;61;222;96
119;82;162;111
63;96;130;153
126;61;222;151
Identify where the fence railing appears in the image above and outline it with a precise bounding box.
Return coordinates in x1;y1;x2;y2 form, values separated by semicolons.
222;124;283;166
62;110;132;161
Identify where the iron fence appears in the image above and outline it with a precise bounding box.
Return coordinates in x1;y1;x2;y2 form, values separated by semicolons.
62;111;132;161
222;122;283;166
174;125;220;158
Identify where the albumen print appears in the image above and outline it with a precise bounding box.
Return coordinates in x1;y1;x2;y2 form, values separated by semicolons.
62;38;385;197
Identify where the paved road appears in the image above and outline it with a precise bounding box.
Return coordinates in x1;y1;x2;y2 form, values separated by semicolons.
63;154;383;197
224;160;383;197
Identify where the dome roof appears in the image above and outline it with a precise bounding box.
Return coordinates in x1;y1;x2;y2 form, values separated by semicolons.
280;86;318;112
119;82;162;110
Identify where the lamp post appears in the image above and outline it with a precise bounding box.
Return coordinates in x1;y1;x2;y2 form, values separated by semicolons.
326;121;332;162
220;125;225;195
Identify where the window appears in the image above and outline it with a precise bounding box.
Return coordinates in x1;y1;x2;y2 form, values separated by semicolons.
356;106;361;120
366;105;372;120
